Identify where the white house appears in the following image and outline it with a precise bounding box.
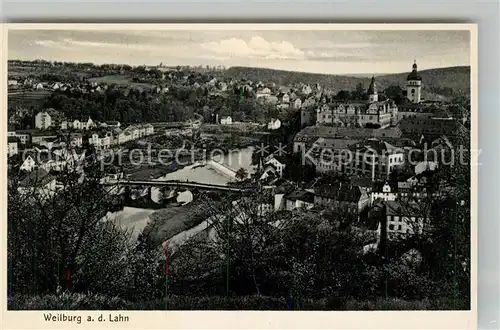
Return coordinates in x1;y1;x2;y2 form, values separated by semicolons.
105;121;121;128
32;133;58;145
122;125;139;140
35;111;52;129
89;133;102;149
283;190;315;211
267;118;281;130
144;123;154;135
8;137;19;157
20;155;37;172
414;161;439;175
371;182;398;203
9;130;30;144
72;119;82;130
220;116;232;125
138;126;146;138
263;155;287;177
81;117;96;130
69;133;83;147
256;87;272;99
344;140;405;180
301;85;312;95
60;121;69;130
294;98;302;109
219;82;228;91
379;201;429;241
101;135;112;149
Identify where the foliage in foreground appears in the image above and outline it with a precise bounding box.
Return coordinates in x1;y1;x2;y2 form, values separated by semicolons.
8;292;469;311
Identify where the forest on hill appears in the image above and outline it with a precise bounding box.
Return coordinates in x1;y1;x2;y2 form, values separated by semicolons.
221;66;471;97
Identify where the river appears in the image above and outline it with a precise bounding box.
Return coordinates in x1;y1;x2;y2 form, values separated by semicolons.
108;147;255;241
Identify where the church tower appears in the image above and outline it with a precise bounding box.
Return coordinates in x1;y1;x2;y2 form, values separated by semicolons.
406;60;422;103
367;75;378;103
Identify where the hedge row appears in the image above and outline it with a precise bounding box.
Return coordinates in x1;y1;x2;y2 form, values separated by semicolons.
8;293;469;311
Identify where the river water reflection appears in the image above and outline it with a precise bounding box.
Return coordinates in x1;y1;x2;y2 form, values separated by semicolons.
109;147;255;238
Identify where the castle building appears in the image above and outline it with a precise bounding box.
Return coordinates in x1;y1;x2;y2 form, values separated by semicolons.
406;60;422;103
315;75;398;129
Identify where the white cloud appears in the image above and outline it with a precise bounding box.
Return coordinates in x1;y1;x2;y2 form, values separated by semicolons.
34;40;59;47
201;36;305;60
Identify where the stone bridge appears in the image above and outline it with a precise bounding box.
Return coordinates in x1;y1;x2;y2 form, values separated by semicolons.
101;178;249;192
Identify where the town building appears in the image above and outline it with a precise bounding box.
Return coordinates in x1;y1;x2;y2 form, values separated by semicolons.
7;125;31;144
35;111;52;129
267;118;281;130
260;155;287;180
20;154;37;172
377;200;429;241
315;76;398;129
342;139;405;180
293;126;402;154
306;137;359;174
399;116;462;140
32;132;58;145
255;87;271;99
370;181;398;203
220;116;232;125
17;168;57;201
314;182;371;220
283;190;315;211
8;137;19;157
69;133;83;147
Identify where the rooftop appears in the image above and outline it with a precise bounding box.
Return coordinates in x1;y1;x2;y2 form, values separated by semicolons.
285;190;315;203
314;182;363;202
18;168;55;188
295;126;402;140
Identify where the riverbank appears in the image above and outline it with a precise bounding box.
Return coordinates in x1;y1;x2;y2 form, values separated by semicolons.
142;198;210;246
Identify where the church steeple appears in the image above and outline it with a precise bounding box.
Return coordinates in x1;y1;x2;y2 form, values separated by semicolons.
406;60;422;103
407;60;422;81
367;75;378;103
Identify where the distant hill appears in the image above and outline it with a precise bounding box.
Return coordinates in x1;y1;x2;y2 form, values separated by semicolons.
222;66;470;98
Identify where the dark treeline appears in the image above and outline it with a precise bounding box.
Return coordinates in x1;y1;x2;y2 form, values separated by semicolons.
41;85;284;124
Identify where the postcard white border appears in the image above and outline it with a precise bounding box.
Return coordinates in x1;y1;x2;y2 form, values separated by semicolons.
1;23;478;330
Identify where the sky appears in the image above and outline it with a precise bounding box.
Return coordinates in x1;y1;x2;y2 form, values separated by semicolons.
8;29;471;75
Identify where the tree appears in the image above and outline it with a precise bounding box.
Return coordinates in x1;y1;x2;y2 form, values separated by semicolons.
235;168;248;182
7;145;162;302
335;90;350;101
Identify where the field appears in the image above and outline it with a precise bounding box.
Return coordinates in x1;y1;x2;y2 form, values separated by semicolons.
88;75;155;89
8;90;51;108
8;65;92;80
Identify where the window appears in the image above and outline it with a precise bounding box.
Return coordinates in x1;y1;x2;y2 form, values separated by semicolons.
389;224;394;230
398;225;402;230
